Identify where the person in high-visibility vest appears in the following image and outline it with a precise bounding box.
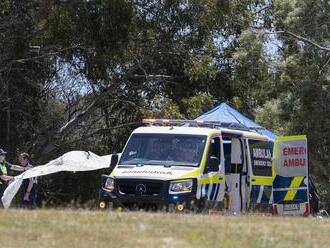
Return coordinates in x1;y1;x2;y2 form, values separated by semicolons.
0;149;26;205
0;149;14;198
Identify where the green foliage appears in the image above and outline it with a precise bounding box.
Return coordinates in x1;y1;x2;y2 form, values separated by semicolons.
269;0;330;209
181;93;213;119
140;93;213;120
1;0;330;208
232;29;272;115
140;95;184;119
255;99;283;135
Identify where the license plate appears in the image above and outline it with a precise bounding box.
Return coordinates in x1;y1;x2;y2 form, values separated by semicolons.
283;203;300;211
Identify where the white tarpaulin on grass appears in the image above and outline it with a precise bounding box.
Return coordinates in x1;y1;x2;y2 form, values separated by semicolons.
1;151;112;209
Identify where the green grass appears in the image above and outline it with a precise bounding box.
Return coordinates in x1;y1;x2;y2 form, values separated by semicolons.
0;209;329;248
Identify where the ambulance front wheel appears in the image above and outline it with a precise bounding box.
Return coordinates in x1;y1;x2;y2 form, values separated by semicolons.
98;200;113;210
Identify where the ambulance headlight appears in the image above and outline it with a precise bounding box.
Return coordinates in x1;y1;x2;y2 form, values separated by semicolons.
104;177;115;192
169;180;193;194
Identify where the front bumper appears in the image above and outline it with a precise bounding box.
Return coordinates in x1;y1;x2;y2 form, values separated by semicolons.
99;178;198;207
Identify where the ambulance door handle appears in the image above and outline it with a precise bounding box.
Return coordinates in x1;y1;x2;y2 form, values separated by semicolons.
219;176;224;180
251;178;256;182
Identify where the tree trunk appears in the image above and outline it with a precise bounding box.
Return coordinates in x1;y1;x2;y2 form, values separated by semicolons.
5;81;10;152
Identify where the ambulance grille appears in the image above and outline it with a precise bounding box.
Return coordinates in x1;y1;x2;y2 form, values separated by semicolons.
117;179;164;195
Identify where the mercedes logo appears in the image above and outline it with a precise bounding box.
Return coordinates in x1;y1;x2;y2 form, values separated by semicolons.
135;184;147;194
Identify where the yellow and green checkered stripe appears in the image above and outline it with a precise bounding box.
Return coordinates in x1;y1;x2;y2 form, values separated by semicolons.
272;175;308;203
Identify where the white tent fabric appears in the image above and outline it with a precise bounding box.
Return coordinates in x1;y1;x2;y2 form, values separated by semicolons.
1;151;112;209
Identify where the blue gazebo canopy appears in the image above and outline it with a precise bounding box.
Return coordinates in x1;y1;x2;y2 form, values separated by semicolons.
196;103;277;141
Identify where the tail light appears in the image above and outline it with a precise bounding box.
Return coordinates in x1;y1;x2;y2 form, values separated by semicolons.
303;203;310;217
272;204;278;215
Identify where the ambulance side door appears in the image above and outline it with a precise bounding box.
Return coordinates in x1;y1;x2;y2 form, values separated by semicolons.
198;135;225;202
247;139;273;210
272;135;309;216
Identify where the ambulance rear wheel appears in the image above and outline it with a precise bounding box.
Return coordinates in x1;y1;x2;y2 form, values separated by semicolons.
195;197;208;213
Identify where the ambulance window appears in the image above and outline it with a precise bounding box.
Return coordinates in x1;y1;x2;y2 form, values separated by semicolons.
210;137;220;159
223;139;231;173
248;140;272;176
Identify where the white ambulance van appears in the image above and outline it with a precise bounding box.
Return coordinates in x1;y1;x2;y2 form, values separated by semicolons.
98;119;277;212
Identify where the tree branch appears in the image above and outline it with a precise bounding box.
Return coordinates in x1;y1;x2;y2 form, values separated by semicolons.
265;30;330;52
285;31;330;52
64;121;141;146
38;58;150;157
131;74;173;80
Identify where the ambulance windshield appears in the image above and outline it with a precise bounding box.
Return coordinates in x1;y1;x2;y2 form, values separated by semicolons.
119;133;207;167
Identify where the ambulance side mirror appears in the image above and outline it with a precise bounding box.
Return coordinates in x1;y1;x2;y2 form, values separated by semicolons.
109;154;119;170
206;156;220;172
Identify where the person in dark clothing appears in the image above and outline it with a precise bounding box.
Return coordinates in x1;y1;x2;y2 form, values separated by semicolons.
309;177;320;215
18;153;37;208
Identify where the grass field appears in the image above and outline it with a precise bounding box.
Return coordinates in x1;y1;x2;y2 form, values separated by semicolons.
0;209;329;248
